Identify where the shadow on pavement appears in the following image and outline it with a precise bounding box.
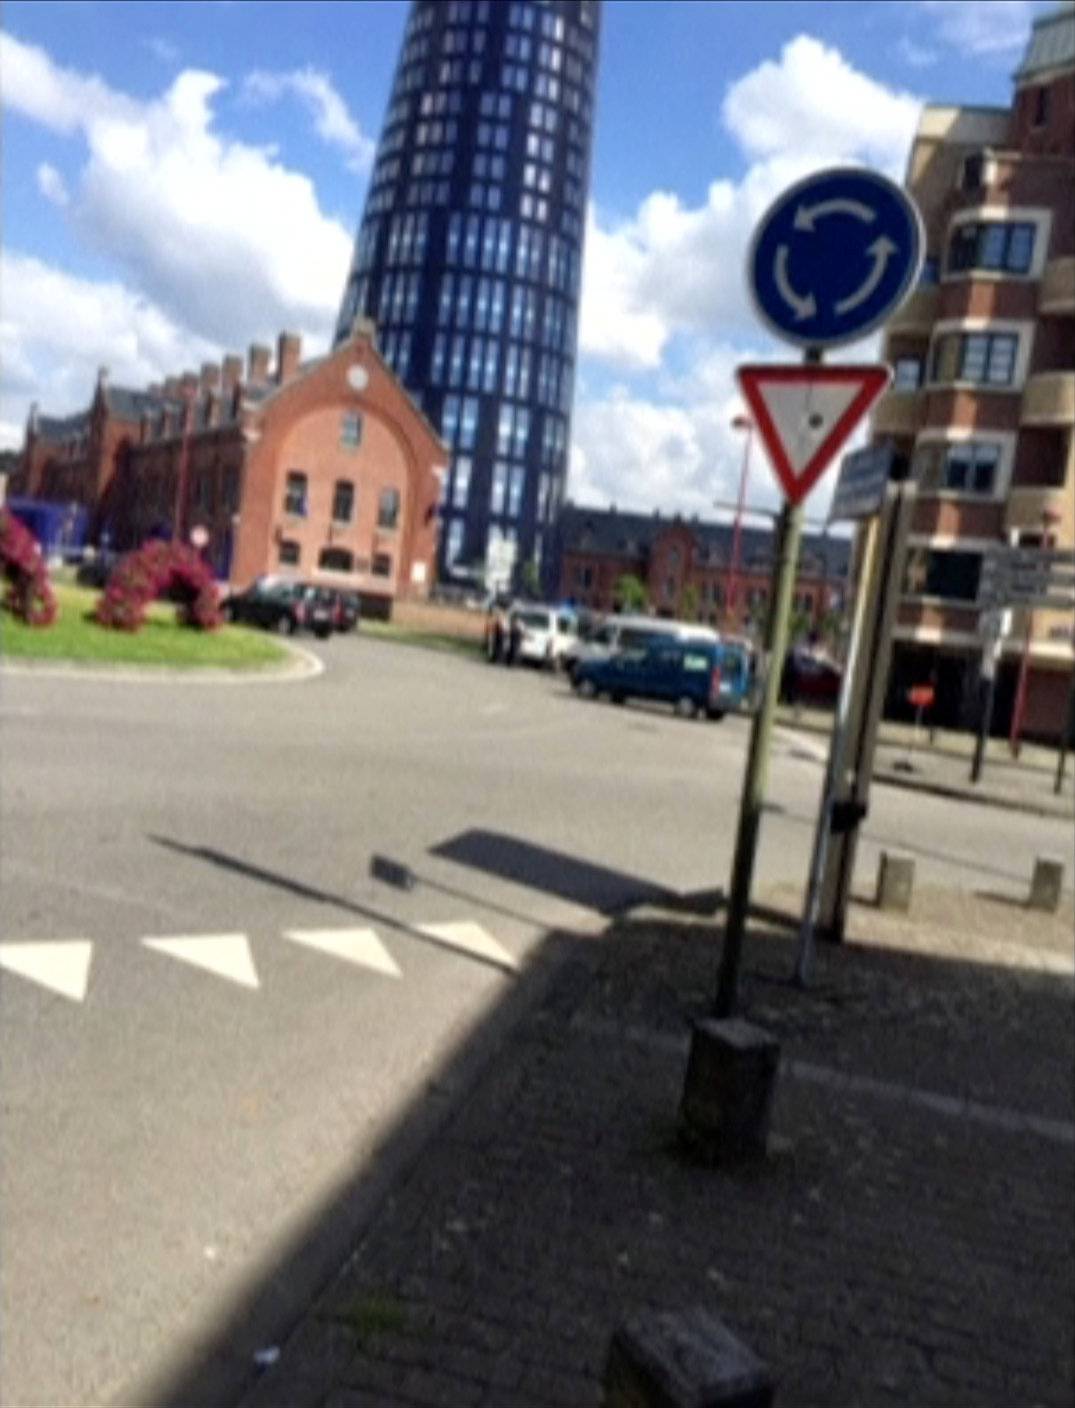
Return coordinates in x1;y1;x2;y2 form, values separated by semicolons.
428;828;676;913
130;881;1074;1408
147;835;519;975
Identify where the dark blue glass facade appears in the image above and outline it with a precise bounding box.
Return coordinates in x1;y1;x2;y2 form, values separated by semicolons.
335;0;600;587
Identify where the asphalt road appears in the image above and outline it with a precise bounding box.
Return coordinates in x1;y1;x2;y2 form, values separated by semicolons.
0;635;1067;1407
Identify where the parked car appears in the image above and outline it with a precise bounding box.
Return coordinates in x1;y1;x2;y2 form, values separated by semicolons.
572;639;751;720
221;577;317;635
334;590;361;633
781;648;842;705
562;613;719;678
504;604;579;668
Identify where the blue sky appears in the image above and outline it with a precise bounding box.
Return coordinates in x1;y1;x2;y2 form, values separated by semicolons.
0;0;1050;514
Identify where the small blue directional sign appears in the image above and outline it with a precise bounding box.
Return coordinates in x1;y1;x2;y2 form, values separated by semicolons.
748;166;924;349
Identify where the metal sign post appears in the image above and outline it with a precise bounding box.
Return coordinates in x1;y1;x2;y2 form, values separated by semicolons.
715;165;921;1014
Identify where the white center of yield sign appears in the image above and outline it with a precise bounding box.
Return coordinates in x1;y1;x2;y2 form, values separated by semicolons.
754;381;864;475
736;364;891;506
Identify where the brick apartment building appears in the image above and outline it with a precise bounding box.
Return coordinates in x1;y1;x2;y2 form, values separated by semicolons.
11;320;448;616
871;1;1074;735
555;503;850;631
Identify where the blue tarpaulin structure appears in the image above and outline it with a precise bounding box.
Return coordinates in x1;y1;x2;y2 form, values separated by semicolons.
6;499;89;558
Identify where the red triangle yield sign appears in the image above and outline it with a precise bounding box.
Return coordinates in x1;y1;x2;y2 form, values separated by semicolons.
736;364;891;506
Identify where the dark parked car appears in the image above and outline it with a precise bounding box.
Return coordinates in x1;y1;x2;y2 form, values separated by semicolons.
780;648;842;705
222;578;322;635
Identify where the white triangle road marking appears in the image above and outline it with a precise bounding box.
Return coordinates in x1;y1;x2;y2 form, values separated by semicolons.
0;940;93;1003
142;933;259;989
417;921;517;972
282;927;402;978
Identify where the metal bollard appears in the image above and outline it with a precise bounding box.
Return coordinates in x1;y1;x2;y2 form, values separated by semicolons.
1028;856;1064;913
604;1307;776;1408
876;851;914;913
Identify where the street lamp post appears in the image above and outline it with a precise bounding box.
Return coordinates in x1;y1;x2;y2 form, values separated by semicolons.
726;415;753;629
1009;508;1062;757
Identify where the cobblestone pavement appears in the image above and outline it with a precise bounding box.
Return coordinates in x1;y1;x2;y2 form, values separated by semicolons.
240;886;1075;1408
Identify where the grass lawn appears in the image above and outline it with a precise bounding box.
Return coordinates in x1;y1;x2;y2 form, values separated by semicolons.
1;583;290;670
361;619;484;660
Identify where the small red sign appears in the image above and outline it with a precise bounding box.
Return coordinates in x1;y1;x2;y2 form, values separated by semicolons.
736;364;891;506
907;685;935;710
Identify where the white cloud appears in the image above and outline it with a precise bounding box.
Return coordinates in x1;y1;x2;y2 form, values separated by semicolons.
579;37;921;372
0;251;220;447
572;36;919;517
242;67;376;173
0;32;353;414
722;35;922;171
36;162;69;206
143;35;180;65
918;1;1042;56
896;36;939;68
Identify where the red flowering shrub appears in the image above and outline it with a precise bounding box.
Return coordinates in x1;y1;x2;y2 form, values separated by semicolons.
96;539;222;632
0;507;58;627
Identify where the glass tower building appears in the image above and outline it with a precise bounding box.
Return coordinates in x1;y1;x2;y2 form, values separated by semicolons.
334;0;601;588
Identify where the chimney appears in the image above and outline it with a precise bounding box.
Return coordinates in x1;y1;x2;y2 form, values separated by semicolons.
163;377;181;399
247;344;272;386
221;355;243;394
179;370;198;399
276;331;302;385
199;362;221;394
97;365;109;388
350;314;377;343
147;383;162;397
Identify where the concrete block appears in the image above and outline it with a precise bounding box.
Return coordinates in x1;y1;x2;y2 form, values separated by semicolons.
876;851;914;913
678;1018;780;1165
604;1306;775;1408
1029;856;1064;913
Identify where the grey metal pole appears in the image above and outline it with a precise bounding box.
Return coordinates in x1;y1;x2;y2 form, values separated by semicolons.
715;497;805;1017
793;516;879;987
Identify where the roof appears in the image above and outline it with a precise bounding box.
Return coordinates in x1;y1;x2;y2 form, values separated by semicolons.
105;386;180;421
37;410;91;442
1015;1;1075;82
558;503;852;576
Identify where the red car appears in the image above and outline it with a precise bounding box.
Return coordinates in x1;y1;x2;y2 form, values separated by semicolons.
782;649;841;705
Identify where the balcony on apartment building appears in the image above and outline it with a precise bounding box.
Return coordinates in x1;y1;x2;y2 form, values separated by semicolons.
1039;256;1075;316
1021;370;1075;426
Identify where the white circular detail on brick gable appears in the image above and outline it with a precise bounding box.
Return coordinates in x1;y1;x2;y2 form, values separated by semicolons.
347;365;369;392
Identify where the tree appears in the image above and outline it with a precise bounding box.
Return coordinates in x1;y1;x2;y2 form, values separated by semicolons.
519;558;541;600
681;583;700;622
615;573;648;613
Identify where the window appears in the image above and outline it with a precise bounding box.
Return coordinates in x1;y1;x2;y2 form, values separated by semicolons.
1032;85;1049;127
278;539;300;566
284;472;307;516
319;547;354;573
960;153;985;192
893;357;922;392
442;394;461;444
914;440;1002;495
332;480;355;523
947;221;1036;275
930;331;1019;387
378;488;401;530
459;396;479;451
903;547;982;601
453;456;471;509
507;464;525;518
372;553;393;578
446;518;465;565
491;462;507;515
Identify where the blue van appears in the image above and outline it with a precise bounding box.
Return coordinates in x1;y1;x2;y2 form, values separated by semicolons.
572;638;752;720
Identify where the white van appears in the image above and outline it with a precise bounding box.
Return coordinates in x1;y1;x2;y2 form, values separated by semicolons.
564;613;718;675
507;604;579;668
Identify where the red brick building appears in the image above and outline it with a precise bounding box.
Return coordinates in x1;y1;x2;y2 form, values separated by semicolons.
12;320;448;616
554;504;850;633
870;2;1075;736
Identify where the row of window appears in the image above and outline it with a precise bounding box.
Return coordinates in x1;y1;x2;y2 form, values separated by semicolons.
947;221;1035;277
278;540;394;577
893;331;1019;391
283;472;401;530
385;211;431;266
914;441;1001;497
